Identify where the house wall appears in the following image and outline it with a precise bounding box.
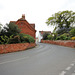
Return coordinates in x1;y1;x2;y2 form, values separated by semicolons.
16;20;36;39
38;33;43;42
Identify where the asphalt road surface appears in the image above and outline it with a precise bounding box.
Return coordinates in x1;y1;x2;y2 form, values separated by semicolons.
0;43;75;75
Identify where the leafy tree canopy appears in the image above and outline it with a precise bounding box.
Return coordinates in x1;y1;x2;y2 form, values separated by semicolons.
0;22;21;36
46;10;75;29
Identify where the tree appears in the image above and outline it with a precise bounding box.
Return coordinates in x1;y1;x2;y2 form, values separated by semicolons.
56;27;71;35
70;27;75;37
1;22;21;37
43;32;49;40
46;10;75;30
0;23;2;32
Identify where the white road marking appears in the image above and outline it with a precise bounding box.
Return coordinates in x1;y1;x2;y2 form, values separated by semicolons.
71;64;74;66
59;71;66;75
0;56;29;65
65;66;71;70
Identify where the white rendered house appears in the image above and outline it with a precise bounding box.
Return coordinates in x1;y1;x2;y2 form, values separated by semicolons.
38;31;51;42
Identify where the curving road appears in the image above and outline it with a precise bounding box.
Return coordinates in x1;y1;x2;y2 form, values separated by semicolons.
0;43;75;75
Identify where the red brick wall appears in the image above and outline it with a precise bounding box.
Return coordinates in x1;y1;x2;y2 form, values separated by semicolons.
16;20;36;39
41;40;75;48
0;43;36;54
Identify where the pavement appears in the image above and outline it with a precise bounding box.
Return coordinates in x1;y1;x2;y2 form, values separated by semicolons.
0;43;75;75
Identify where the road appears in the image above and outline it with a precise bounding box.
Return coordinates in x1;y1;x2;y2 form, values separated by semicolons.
0;43;75;75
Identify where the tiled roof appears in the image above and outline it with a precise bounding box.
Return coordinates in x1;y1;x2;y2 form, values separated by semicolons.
39;31;51;35
30;24;35;29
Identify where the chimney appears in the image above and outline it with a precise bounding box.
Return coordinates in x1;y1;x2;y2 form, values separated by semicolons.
22;14;25;19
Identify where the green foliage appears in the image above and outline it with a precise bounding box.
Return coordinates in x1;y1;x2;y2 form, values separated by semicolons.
56;27;71;35
46;10;75;30
4;22;21;36
18;33;35;43
0;33;35;44
46;10;75;40
8;35;21;44
0;22;35;44
0;35;13;44
69;28;75;36
47;35;53;40
56;33;70;40
52;33;58;40
43;33;49;40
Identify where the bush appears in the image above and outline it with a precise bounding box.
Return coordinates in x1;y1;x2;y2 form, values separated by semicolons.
0;35;13;44
52;33;58;40
56;33;70;40
0;33;35;44
8;35;21;44
47;35;53;40
43;33;50;40
18;33;35;43
70;28;75;37
71;37;75;40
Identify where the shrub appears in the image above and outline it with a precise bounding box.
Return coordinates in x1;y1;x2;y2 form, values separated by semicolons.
47;35;53;40
18;33;35;43
52;33;58;40
0;33;35;44
0;35;13;44
56;33;70;40
70;28;75;37
43;33;49;40
8;35;21;44
71;37;75;40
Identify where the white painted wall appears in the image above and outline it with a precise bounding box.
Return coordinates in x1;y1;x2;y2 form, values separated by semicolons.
38;32;43;42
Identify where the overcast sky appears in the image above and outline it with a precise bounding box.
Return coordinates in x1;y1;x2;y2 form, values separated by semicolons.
0;0;75;37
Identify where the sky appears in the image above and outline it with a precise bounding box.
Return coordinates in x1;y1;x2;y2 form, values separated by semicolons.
0;0;75;37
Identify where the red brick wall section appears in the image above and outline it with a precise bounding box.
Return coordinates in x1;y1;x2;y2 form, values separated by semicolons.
41;40;75;48
0;43;36;54
16;20;36;39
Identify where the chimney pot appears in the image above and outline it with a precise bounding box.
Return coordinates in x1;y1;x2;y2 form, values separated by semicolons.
22;14;25;19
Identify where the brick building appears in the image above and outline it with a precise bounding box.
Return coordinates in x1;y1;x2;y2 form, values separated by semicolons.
10;14;36;38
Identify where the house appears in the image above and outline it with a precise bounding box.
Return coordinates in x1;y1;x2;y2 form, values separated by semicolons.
10;14;36;39
36;37;39;43
38;31;51;42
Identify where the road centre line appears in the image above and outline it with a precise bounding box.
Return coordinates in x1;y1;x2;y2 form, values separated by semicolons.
70;64;75;66
65;66;71;70
0;56;29;65
59;71;66;75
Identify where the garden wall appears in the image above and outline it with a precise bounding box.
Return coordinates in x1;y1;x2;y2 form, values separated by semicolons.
0;43;36;54
41;40;75;48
